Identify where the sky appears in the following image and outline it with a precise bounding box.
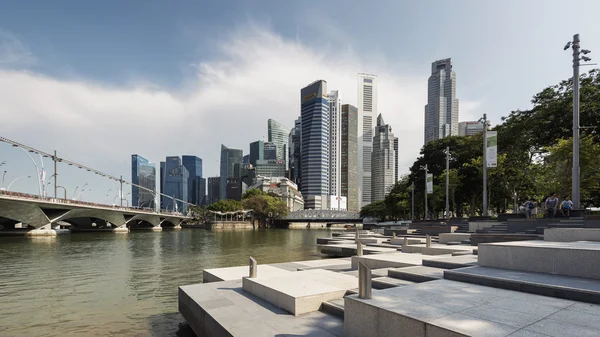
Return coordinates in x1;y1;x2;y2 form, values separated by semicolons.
1;0;599;205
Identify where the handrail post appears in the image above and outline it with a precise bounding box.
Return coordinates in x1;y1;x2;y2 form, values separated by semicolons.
358;262;372;299
356;241;363;256
249;257;257;278
426;235;431;248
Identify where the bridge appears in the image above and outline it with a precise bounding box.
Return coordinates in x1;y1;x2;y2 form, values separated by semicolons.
280;209;362;227
0;191;191;235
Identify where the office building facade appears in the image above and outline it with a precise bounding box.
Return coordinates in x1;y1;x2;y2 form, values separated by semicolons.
268;119;289;170
264;142;277;160
300;80;329;209
328;90;342;201
163;156;189;212
394;137;399;182
207;177;220;205
182;155;203;206
289;117;302;187
458;120;489;136
131;154;156;209
424;58;459;144
255;159;286;178
371;114;396;202
341;104;359;212
249;140;264;166
357;73;377;208
219;144;243;200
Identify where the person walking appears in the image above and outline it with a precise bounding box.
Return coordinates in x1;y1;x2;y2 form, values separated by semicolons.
525;198;537;219
561;196;573;218
545;193;559;218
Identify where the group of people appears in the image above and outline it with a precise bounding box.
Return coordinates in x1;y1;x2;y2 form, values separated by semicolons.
519;193;574;219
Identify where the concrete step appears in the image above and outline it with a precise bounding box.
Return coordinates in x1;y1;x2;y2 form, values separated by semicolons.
388;266;446;283
422;255;477;269
444;265;600;305
321;299;344;319
372;277;415;289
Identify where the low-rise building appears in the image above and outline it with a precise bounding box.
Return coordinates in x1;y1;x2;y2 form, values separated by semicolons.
248;176;304;212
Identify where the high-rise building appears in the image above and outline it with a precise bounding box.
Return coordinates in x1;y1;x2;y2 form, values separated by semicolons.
219;144;243;200
328;90;342;201
458;120;490;136
371;114;396;202
243;154;250;165
255;159;286;178
131;154;156;209
268;119;289;170
357;73;377;208
182;155;203;206
163;156;189;212
226;178;242;201
394;137;399;183
341;104;359;212
264;142;277;160
424;58;459;144
159;161;165;199
289;117;302;186
198;178;206;205
207;177;220;205
249;140;264;166
301;80;329;209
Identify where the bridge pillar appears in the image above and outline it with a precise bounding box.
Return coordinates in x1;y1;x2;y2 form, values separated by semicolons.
113;224;129;234
25;223;57;237
151;225;163;231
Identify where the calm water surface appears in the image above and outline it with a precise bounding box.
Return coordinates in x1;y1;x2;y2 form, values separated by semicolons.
0;229;327;337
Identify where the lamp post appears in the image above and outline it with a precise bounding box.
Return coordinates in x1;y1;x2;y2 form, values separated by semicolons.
564;34;593;210
1;170;6;189
445;146;450;219
479;114;488;216
57;185;67;199
6;175;31;191
419;164;428;220
15;147;42;196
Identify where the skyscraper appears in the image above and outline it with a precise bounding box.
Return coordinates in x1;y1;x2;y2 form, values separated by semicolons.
249;140;264;166
219;144;243;200
328;90;342;200
163;156;189;212
458;120;489;136
182;155;203;206
264;142;277;160
289;117;302;186
394;137;399;182
131;154;156;209
207;177;220;205
371;114;396;202
424;58;459;144
301;80;329;209
357;73;377;208
159;161;165;207
268;119;289;170
341;104;359;212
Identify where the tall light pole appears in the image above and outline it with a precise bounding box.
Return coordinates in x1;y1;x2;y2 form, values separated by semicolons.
479;114;488;216
564;34;592;210
6;175;31;191
420;164;428;220
445;146;450;219
411;182;415;221
1;170;6;189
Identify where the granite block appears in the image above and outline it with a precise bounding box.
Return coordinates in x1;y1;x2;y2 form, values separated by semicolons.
344;296;379;337
378;307;425;337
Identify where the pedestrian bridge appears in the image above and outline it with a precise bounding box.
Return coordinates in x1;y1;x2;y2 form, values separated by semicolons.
0;191;191;234
282;209;362;223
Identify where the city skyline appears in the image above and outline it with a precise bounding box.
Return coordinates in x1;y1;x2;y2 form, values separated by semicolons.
1;1;599;204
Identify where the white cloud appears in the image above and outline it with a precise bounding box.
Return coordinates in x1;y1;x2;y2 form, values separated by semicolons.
0;24;480;199
0;29;37;66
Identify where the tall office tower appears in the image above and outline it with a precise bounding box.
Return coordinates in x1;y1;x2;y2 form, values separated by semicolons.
341;104;359;212
289;117;302;186
458;120;490;136
264;142;277;160
207;177;220;205
160;161;165;208
300;80;329;209
357;73;377;208
371;114;396;202
219;144;243;200
424;58;459;144
328;90;342;200
182;155;203;206
394;137;399;182
198;178;206;205
268;119;290;170
131;155;156;209
243;155;250;165
164;156;189;212
249;140;264;166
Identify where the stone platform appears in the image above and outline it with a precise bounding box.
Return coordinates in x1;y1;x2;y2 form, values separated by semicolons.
544;228;600;242
203;265;292;283
350;252;448;270
319;243;397;257
478;240;600;279
401;243;475;255
422;254;478;269
344;279;600;337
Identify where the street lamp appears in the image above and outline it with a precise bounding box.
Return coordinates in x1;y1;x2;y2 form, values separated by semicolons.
57;185;67;199
444;147;451;219
1;170;6;189
419;164;428;220
564;34;593;210
478;113;489;216
5;175;31;191
14;146;42;196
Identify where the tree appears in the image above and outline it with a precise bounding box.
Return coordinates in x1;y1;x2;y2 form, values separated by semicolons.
242;188;266;200
360;200;388;220
189;205;209;222
207;199;243;212
242;194;288;226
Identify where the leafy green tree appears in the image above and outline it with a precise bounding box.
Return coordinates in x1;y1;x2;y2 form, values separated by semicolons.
207;199;243;212
242;194;288;226
242;188;266;200
360;200;388;220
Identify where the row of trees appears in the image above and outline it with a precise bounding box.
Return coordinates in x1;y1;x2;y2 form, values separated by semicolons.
361;69;600;220
190;189;288;226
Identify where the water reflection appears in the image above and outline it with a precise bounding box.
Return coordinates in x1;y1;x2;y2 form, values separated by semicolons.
0;228;326;336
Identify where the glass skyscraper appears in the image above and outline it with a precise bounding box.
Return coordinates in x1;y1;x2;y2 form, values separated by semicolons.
300;80;329;209
341;104;359;212
131;154;156;209
219;144;243;200
371;114;396;202
358;73;378;208
268;119;289;170
249;140;264;167
182;155;203;206
424;58;459;144
163;156;188;212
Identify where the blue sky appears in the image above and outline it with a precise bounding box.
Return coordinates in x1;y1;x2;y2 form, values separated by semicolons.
1;0;599;205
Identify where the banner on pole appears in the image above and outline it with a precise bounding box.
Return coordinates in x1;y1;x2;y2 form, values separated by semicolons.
426;173;433;194
486;131;498;168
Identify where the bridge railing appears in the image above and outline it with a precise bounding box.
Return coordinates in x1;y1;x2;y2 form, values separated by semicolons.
0;190;187;217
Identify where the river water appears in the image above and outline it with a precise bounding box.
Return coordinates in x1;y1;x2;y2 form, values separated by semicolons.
0;229;326;337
